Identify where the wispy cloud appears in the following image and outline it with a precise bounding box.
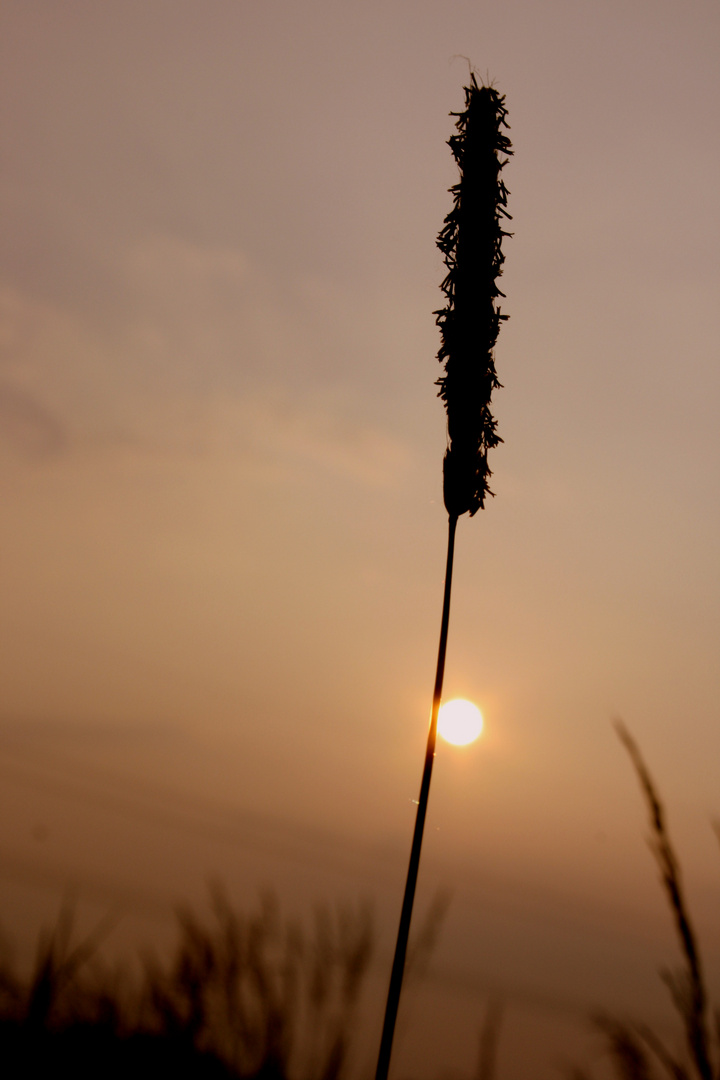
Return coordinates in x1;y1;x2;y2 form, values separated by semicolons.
0;380;68;460
0;236;414;486
229;393;411;488
0;715;179;746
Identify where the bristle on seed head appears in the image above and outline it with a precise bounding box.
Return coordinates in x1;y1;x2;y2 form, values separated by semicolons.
436;77;512;518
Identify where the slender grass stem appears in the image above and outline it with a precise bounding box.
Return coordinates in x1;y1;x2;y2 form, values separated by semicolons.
616;721;713;1080
375;513;458;1080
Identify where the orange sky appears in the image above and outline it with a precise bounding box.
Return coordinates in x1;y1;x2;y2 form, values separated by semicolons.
1;2;720;1076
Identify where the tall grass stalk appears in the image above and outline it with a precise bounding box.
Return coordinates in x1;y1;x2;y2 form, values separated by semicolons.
375;77;511;1080
613;721;714;1080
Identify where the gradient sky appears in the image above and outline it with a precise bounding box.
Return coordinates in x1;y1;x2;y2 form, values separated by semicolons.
1;2;720;1077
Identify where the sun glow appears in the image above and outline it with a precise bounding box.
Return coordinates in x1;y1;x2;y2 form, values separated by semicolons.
437;699;483;746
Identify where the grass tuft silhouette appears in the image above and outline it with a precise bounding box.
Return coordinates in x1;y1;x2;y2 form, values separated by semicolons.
0;891;373;1080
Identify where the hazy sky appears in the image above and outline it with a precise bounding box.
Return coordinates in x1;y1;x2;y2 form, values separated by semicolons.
1;2;720;1076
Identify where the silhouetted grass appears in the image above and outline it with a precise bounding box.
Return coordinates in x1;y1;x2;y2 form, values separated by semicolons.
0;891;372;1080
475;996;503;1080
3;729;719;1080
579;724;720;1080
376;76;513;1080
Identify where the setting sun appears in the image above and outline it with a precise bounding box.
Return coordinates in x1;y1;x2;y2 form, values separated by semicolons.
437;699;484;746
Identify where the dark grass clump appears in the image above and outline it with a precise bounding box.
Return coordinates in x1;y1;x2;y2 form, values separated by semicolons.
0;891;373;1080
435;76;512;518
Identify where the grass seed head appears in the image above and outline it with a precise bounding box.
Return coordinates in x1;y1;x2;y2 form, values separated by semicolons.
436;77;512;517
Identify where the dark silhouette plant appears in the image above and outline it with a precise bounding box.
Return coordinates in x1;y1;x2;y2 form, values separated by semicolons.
616;722;713;1080
0;891;373;1080
576;725;719;1080
375;75;512;1080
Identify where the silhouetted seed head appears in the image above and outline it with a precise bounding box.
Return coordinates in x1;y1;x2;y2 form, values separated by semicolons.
436;77;512;517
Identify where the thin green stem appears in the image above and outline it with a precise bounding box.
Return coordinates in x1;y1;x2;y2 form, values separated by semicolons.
375;513;459;1080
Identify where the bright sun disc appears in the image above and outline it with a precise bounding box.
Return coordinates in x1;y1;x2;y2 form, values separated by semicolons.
438;699;483;746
